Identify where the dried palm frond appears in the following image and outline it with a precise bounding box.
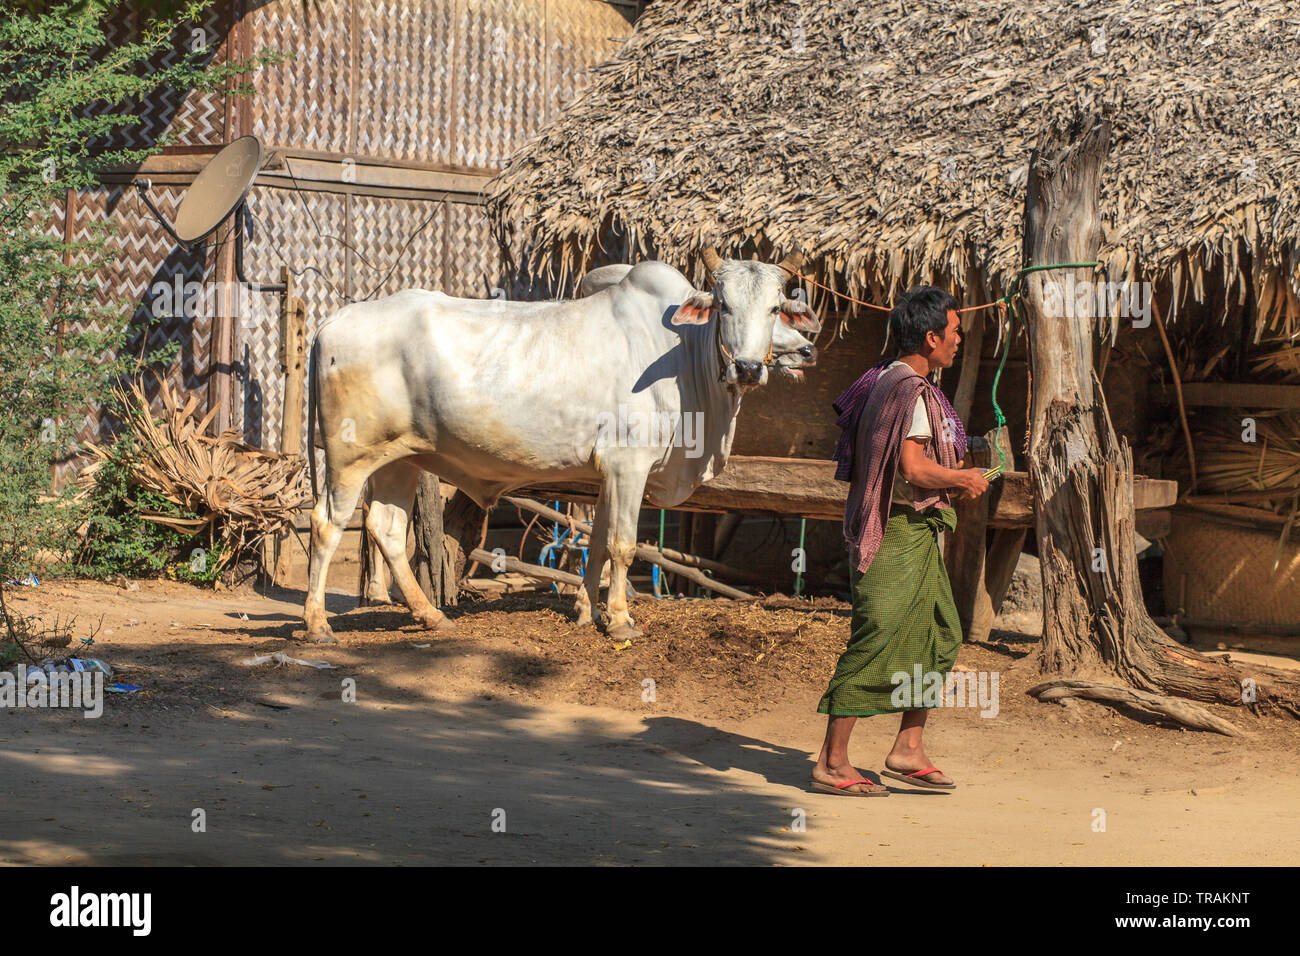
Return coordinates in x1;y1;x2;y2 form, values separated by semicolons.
1153;412;1300;571
1250;336;1300;383
80;375;309;572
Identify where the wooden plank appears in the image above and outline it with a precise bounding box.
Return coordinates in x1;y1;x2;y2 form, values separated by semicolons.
281;156;489;196
111;151;494;197
1155;382;1300;409
945;426;995;641
517;456;1179;526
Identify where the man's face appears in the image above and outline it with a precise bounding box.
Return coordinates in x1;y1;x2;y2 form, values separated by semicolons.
926;309;962;368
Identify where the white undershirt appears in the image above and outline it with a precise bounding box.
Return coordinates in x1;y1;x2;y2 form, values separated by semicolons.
887;361;932;506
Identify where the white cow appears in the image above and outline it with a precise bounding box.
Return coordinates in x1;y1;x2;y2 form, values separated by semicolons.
303;250;820;644
357;264;818;606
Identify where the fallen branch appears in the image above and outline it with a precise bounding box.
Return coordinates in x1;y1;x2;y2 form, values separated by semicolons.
468;548;637;600
502;496;755;599
1028;679;1245;737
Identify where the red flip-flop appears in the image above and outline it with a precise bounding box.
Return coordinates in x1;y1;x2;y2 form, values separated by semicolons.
881;766;956;790
810;777;890;797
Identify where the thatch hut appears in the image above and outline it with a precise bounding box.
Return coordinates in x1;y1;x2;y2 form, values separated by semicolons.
488;0;1300;642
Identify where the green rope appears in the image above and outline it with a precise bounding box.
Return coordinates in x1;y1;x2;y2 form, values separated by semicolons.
794;517;807;598
986;261;1100;476
655;508;666;598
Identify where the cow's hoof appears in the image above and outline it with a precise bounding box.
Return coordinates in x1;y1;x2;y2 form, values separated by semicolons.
415;612;456;632
304;628;339;645
605;621;643;644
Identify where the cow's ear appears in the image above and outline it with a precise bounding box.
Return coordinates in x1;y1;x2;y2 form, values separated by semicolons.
671;293;714;325
780;298;821;333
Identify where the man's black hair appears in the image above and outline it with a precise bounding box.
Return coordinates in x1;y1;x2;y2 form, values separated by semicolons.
889;286;958;355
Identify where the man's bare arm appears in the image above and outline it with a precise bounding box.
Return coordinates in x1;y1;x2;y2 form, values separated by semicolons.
899;438;989;499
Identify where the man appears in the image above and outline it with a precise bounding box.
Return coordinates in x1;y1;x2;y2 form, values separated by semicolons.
811;287;989;796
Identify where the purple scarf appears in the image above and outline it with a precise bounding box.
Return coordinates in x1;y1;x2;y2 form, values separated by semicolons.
832;359;967;482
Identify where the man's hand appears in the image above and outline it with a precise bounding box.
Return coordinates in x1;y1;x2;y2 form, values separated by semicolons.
900;441;991;500
952;467;990;501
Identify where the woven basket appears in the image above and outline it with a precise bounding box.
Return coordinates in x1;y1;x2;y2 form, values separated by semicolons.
1163;509;1300;626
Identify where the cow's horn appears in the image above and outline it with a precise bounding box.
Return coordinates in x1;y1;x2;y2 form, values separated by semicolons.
700;246;723;276
777;250;804;275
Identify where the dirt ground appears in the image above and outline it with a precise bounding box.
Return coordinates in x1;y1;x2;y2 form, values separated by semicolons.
3;577;1298;866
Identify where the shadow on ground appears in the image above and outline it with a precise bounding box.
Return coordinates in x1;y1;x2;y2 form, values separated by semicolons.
0;634;809;865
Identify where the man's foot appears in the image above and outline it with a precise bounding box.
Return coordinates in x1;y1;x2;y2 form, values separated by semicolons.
883;754;953;788
811;764;888;795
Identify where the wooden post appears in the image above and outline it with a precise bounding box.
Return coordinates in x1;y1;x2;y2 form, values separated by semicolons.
412;472;454;607
946;426;999;642
1018;114;1299;731
945;305;989;640
356;497;387;605
972;421;1029;639
270;267;307;585
688;512;717;596
278;267;307;458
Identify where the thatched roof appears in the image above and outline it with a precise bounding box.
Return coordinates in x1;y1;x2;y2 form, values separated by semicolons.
487;0;1300;338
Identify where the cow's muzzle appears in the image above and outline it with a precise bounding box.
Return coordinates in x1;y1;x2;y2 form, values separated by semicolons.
734;359;765;386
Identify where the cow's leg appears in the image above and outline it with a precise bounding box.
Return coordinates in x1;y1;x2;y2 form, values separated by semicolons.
365;534;391;604
367;459;455;632
575;484;611;628
305;468;367;644
602;468;648;642
361;486;393;604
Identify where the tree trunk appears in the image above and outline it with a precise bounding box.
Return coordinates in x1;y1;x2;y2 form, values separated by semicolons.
443;489;489;587
1021;113;1300;731
412;472;455;607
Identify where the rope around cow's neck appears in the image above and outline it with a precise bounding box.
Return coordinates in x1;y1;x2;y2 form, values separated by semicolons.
714;313;777;384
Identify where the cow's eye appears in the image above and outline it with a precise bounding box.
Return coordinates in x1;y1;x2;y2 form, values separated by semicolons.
771;306;781;314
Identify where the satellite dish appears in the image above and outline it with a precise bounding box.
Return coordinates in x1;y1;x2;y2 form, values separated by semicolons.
133;134;285;293
172;135;262;244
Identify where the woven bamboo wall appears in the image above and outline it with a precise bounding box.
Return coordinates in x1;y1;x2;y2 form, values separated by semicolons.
234;185;349;452
59;186;217;479
88;1;234;151
244;0;354;153
355;0;461;165
1164;511;1300;627
241;0;630;167
56;2;232;471
347;194;452;297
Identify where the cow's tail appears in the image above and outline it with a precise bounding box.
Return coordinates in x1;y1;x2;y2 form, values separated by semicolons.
307;334;321;501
